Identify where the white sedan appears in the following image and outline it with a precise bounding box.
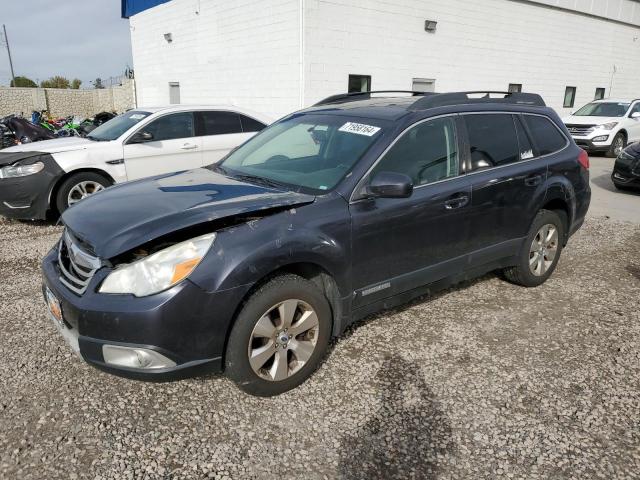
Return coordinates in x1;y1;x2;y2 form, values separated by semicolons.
0;105;272;220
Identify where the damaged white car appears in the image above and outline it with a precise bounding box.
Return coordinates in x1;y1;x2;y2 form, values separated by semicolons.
0;105;271;220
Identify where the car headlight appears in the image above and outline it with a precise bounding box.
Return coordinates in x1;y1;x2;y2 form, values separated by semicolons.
0;161;45;179
99;232;216;297
596;122;618;130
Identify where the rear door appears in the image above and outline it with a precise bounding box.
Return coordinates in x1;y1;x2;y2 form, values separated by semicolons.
350;115;473;307
462;113;548;265
197;111;266;166
123;112;202;180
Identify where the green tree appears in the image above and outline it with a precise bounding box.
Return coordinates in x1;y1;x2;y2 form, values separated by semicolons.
93;77;104;89
40;76;71;89
10;76;37;88
71;78;82;89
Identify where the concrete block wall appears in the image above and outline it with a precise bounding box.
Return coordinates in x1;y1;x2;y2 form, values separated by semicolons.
0;79;136;118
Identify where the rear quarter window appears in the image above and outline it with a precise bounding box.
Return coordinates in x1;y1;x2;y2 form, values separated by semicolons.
523;115;567;156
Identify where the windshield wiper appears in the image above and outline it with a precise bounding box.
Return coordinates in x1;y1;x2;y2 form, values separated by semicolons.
231;173;290;190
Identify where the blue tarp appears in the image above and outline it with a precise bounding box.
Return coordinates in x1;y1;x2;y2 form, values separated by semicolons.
121;0;172;18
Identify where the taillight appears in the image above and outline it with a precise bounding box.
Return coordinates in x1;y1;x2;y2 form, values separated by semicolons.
578;149;589;169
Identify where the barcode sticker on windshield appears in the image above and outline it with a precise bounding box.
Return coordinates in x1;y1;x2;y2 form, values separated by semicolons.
339;122;381;136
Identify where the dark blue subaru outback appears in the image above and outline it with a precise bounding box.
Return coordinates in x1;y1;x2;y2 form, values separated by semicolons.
42;91;591;396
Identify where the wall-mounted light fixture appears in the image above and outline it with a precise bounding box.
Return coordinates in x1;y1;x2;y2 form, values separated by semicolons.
424;20;437;33
164;33;173;43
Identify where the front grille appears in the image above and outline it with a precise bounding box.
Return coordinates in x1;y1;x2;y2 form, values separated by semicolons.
58;230;101;295
565;124;595;137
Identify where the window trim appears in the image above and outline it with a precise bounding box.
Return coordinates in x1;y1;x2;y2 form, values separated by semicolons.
124;111;196;145
564;86;577;108
349;111;570;203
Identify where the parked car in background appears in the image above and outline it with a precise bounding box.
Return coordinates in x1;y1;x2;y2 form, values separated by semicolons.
42;90;590;396
562;98;640;157
0;105;271;220
612;141;640;190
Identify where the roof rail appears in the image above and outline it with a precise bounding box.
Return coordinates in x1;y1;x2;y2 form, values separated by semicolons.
410;91;546;110
314;90;429;106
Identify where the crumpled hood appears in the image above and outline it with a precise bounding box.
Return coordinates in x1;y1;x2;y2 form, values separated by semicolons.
562;115;621;126
2;136;95;154
62;168;316;259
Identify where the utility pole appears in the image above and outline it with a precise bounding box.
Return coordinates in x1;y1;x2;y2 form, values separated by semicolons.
2;25;15;87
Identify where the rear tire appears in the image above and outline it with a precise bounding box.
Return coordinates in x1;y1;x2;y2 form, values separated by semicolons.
503;210;564;287
225;274;332;396
607;132;626;158
55;172;111;214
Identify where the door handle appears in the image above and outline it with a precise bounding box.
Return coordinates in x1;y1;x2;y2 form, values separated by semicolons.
181;144;198;150
443;195;469;210
524;174;542;187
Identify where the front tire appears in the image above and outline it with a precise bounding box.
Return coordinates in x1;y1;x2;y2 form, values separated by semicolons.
503;210;564;287
607;132;626;158
55;172;110;214
225;274;332;397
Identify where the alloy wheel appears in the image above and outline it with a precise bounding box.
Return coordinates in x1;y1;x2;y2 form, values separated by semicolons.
67;181;105;206
529;224;558;276
614;136;624;156
248;299;319;381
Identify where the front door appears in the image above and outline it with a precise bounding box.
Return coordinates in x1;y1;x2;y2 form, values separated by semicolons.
350;115;472;308
628;102;640;142
123;112;202;180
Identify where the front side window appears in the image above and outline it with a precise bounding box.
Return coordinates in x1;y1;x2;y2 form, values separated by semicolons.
523;115;567;156
199;111;242;135
371;116;459;185
564;87;577;108
217;114;386;193
142;112;194;142
573;102;630;117
87;111;151;141
629;103;640;116
464;114;519;170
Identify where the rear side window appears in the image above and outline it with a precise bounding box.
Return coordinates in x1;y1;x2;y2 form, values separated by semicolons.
200;111;242;135
523;115;567;156
240;115;266;132
464;114;519;170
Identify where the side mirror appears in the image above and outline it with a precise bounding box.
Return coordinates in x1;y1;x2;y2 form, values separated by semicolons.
367;171;413;198
129;131;153;143
631;112;640;120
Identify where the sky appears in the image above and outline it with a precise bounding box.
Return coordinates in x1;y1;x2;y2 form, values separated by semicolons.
0;0;133;88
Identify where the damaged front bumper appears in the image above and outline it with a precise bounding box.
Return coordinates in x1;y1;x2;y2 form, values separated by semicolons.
41;245;249;381
0;151;63;220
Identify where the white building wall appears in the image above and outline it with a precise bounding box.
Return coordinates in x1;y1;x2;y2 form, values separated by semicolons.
130;0;640;118
303;0;640;114
130;0;301;117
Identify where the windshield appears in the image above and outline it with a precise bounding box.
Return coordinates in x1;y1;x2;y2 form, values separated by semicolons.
573;102;630;117
87;111;151;141
215;114;386;193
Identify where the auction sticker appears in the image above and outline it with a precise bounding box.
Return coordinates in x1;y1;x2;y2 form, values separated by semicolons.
339;122;381;136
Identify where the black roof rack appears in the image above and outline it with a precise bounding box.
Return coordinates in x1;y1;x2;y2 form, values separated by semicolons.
314;90;429;106
409;91;546;110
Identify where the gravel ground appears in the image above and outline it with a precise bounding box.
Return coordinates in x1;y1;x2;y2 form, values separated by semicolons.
0;215;639;479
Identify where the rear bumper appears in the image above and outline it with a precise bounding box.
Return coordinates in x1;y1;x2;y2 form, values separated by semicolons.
41;245;249;381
